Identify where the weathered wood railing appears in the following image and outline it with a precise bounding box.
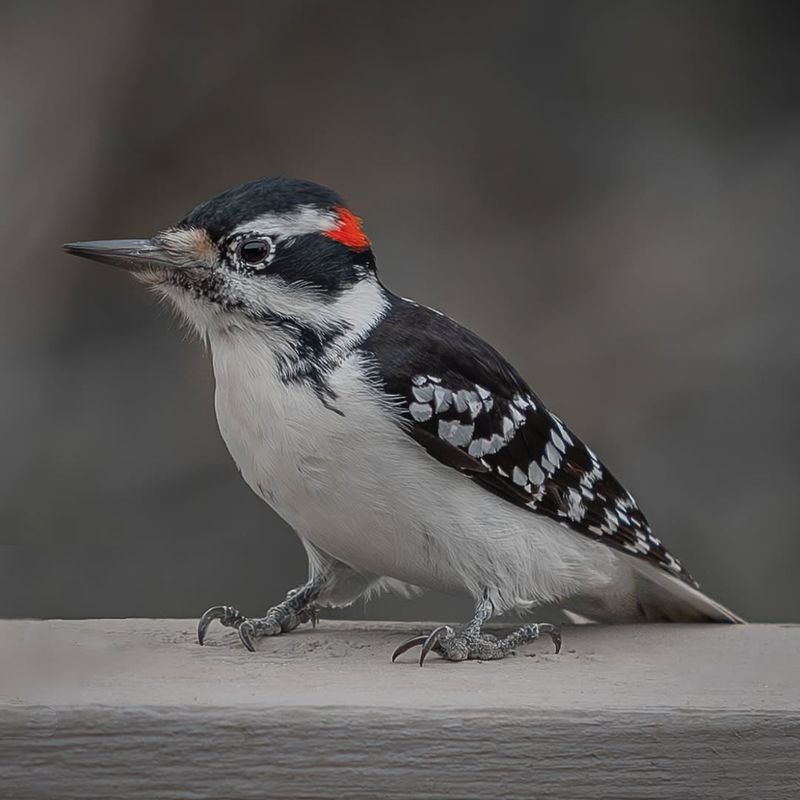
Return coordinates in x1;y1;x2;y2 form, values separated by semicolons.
1;619;798;798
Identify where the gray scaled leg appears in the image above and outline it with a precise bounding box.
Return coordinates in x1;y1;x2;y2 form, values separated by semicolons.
392;592;562;666
197;580;320;652
197;544;380;653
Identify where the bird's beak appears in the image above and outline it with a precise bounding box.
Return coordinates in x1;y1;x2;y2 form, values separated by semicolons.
63;239;184;272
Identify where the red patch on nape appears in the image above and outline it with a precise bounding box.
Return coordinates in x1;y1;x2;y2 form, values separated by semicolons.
324;206;370;251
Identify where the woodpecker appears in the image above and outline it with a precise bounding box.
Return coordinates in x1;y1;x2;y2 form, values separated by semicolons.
65;177;742;665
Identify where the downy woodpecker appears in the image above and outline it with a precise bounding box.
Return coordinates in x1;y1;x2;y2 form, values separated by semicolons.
65;177;742;665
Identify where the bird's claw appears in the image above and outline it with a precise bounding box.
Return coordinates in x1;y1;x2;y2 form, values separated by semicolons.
197;604;265;651
418;625;453;666
390;635;428;662
391;625;454;666
196;594;318;651
237;620;256;652
541;622;563;655
197;604;245;646
392;621;562;664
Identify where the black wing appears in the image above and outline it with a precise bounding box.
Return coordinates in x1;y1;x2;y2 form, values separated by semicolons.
362;296;696;587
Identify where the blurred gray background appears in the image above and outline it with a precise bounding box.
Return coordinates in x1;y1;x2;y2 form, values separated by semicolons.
1;0;798;622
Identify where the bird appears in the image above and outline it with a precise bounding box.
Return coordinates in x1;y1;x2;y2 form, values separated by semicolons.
64;176;743;665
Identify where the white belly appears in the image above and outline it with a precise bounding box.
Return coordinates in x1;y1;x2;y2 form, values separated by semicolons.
211;336;627;611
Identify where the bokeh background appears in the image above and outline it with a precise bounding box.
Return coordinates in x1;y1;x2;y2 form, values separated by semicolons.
1;0;798;622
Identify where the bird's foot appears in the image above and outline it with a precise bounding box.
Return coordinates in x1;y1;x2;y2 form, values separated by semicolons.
392;621;561;666
197;584;319;652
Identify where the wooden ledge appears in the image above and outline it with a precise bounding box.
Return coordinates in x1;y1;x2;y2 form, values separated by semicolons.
1;620;798;798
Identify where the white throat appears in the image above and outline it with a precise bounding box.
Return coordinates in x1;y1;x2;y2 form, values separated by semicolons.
158;273;389;368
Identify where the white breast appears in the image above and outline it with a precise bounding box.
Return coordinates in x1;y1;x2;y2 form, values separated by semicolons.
210;330;629;612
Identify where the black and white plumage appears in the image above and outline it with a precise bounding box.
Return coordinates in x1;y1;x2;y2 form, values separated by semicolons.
64;177;742;662
362;300;693;586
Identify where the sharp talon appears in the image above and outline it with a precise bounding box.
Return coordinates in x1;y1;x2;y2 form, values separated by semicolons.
197;605;238;646
538;623;562;654
391;635;428;663
197;589;318;651
419;625;450;667
392;616;559;664
238;621;256;652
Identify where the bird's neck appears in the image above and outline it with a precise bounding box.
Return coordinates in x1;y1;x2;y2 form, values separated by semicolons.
208;276;392;390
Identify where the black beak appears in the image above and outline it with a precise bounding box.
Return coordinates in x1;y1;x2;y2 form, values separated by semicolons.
63;239;182;272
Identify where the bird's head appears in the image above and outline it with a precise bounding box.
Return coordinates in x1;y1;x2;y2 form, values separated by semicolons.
65;177;386;346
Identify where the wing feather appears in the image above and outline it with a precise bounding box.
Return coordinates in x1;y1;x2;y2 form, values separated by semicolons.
362;296;697;587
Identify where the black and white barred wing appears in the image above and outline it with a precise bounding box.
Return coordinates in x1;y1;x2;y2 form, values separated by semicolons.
361;299;696;588
399;373;697;588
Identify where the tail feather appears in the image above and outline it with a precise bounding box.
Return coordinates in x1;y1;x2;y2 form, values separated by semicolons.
562;554;744;624
629;558;744;623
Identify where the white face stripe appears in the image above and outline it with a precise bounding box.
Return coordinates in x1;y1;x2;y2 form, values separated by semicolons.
231;205;339;239
156;271;389;357
244;274;387;332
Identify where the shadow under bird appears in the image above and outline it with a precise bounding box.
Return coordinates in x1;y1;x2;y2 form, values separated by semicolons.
64;177;742;665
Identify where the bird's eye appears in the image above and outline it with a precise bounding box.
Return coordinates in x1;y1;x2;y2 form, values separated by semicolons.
238;237;274;268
